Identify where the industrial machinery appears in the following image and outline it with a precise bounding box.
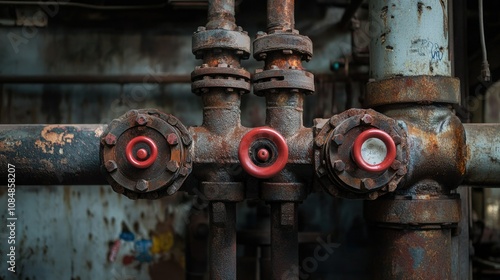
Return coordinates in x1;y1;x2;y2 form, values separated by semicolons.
1;0;500;279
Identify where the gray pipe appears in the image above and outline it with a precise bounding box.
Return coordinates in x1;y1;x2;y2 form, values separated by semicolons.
369;0;451;80
464;123;500;185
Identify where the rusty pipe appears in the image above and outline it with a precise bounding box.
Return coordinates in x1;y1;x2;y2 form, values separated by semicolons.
207;0;236;30
0;124;106;185
0;74;191;84
463;123;500;185
267;0;294;32
270;201;299;279
208;201;237;279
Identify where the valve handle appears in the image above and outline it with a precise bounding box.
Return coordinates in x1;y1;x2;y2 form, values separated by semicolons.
352;129;396;172
238;127;288;179
125;136;159;169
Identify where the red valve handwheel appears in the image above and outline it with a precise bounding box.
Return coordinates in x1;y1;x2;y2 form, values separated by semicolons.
352;129;396;172
238;127;288;179
125;136;159;169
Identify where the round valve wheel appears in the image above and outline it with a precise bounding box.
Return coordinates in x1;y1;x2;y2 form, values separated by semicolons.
125;136;159;169
238;127;288;179
352;129;396;172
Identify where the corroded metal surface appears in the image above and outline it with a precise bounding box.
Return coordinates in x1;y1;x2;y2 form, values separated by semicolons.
370;228;453;279
0;124;106;185
314;108;409;199
100;109;192;199
463;123;500;185
365;195;460;279
267;0;295;32
365;76;460;107
365;195;461;226
382;106;467;192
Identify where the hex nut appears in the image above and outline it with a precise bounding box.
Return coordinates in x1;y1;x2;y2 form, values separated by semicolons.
136;179;149;192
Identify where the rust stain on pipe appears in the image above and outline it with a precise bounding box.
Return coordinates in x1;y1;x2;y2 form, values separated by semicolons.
34;125;75;154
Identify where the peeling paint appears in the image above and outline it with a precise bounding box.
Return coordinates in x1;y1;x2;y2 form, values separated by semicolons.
35;125;75;154
0;140;21;152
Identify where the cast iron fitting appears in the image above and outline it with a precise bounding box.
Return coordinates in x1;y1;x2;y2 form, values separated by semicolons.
314;109;409;199
100;109;193;200
191;63;251;95
253;31;313;63
192;27;251;60
239;127;289;179
365;76;460;108
253;68;315;96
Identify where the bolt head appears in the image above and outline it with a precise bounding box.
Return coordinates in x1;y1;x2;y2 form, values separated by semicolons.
388;182;398;191
391;160;402;170
361;114;373;124
360;178;376;190
332;134;344;145
197;26;206;32
167;133;178;145
333;160;345;172
270;65;279;70
136;114;148;125
105;160;118;172
166;160;179;173
256;31;267;38
104;133;117;146
135;179;149;192
259;53;267;59
392;135;402;144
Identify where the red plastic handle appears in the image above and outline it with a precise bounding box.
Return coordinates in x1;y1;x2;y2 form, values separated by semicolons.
238;127;288;179
125;136;158;169
352;129;396;172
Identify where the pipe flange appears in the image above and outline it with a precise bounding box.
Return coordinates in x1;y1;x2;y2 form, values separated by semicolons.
100;109;192;199
192;29;251;59
253;68;315;96
191;63;251;95
364;195;461;229
365;76;460;107
253;32;313;62
314;109;409;199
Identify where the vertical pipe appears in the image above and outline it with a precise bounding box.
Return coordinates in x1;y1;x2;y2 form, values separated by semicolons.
270;202;298;279
369;0;451;80
267;0;295;32
209;201;237;280
207;0;236;30
372;229;453;279
265;93;304;137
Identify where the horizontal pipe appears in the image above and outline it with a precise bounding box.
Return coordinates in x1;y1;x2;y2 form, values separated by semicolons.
0;73;363;85
463;123;500;185
0;74;191;84
0;124;107;185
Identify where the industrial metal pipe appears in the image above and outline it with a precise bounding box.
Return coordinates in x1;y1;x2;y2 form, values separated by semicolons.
267;0;294;32
0;74;191;84
463;123;500;185
0;124;106;185
369;0;451;80
208;201;237;279
207;0;236;30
